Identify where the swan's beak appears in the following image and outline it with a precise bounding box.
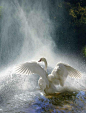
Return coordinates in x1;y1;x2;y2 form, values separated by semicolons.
38;59;41;62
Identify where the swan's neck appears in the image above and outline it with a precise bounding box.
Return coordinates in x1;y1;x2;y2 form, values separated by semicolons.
43;60;47;72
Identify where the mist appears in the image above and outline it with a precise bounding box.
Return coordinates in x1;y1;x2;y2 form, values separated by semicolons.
0;0;85;68
0;0;56;69
0;0;85;85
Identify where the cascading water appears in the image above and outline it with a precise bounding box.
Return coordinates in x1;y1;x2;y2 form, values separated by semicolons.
0;0;86;112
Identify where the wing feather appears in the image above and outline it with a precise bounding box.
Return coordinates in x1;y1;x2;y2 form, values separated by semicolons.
48;63;82;86
15;61;49;87
63;64;81;78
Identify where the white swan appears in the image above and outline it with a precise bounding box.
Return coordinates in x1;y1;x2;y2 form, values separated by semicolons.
15;58;81;94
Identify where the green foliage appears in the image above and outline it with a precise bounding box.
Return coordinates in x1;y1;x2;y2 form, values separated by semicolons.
0;6;2;16
64;2;86;57
83;46;86;57
68;3;86;25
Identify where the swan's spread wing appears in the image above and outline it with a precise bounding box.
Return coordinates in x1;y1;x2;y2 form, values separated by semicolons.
15;62;49;87
48;63;81;86
16;62;40;74
63;63;81;78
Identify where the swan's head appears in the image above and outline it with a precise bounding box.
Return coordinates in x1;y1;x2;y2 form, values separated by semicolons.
38;57;47;71
38;57;46;62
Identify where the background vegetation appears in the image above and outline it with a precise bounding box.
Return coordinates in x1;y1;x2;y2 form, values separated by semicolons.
65;0;86;57
49;0;86;60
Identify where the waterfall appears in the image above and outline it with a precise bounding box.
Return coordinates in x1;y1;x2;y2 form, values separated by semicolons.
0;0;57;68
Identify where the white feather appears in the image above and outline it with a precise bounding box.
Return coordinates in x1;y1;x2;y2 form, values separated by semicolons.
15;62;49;88
15;58;82;94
